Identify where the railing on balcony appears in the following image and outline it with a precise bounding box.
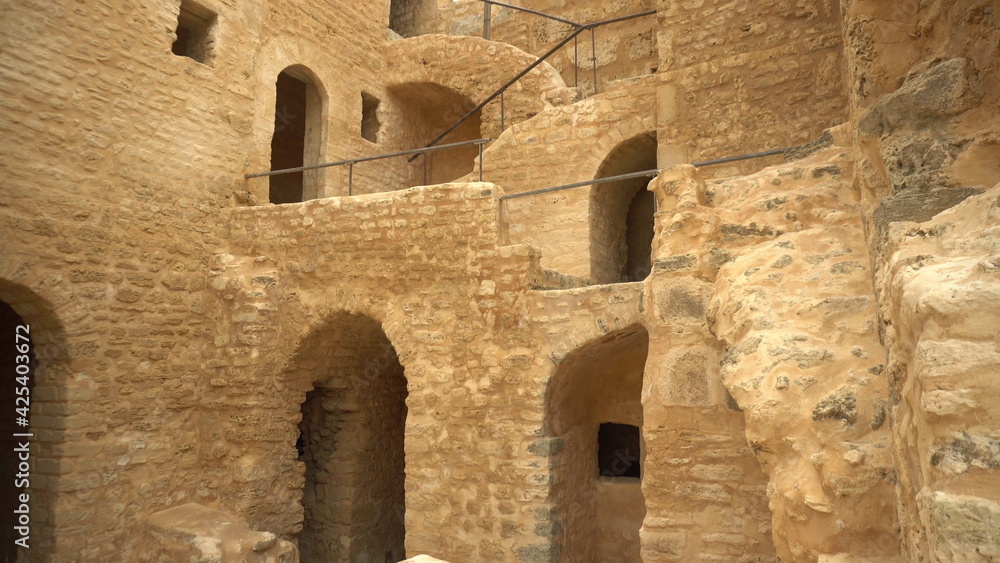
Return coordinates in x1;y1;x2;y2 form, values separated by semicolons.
245;138;492;196
498;147;796;201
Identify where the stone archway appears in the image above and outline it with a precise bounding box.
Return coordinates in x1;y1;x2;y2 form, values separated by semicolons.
0;279;70;558
546;325;648;562
590;132;658;284
289;312;407;562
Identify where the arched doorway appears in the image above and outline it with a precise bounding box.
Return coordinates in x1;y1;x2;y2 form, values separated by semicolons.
590;133;658;284
0;280;67;558
270;66;325;204
546;325;648;562
292;313;407;562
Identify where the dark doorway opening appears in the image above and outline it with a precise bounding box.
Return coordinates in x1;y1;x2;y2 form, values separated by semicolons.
625;189;655;282
598;422;641;479
295;316;407;562
362;93;381;143
270;71;308;204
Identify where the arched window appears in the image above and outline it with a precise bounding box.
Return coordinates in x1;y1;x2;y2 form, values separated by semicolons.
590;132;658;284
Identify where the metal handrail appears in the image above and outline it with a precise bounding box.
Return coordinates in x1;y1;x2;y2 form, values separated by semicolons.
245;138;492;195
409;8;656;162
479;0;581;30
499;147;795;200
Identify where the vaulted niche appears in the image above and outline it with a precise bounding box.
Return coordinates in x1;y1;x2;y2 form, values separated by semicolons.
590;132;658;284
293;313;407;562
547;325;648;562
270;67;325;204
386;81;482;189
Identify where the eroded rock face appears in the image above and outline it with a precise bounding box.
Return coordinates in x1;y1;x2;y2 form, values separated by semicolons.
710;225;899;561
648;134;901;561
856;57;997;259
879;185;1000;561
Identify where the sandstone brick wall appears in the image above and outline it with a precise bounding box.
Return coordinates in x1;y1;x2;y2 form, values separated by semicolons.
878;187;1000;560
205;184;574;561
639;138;901;560
477;77;659;279
0;0;451;557
3;0;999;561
655;0;847;177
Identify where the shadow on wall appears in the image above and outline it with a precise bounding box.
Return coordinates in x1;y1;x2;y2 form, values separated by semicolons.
546;324;648;562
590;132;658;284
288;313;407;562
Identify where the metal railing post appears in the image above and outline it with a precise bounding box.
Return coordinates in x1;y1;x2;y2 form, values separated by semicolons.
500;90;506;131
423;153;429;185
348;162;354;196
483;1;491;39
478;143;484;182
574;35;579;87
591;27;598;95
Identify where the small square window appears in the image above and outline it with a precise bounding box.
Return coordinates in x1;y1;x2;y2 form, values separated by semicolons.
172;1;216;65
598;422;641;479
361;93;381;142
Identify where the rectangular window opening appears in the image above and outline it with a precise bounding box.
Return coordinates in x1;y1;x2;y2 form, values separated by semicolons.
598;422;641;479
172;1;216;64
361;93;381;143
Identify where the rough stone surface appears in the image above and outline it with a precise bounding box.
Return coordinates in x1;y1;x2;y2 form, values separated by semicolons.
0;1;998;562
879;185;1000;561
136;503;298;562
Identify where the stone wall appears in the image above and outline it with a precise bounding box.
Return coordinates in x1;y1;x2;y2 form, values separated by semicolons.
878;187;1000;560
478;77;659;278
655;0;848;177
2;0;999;561
643;136;900;560
839;1;1000;559
0;0;465;557
426;0;659;96
207;184;564;561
